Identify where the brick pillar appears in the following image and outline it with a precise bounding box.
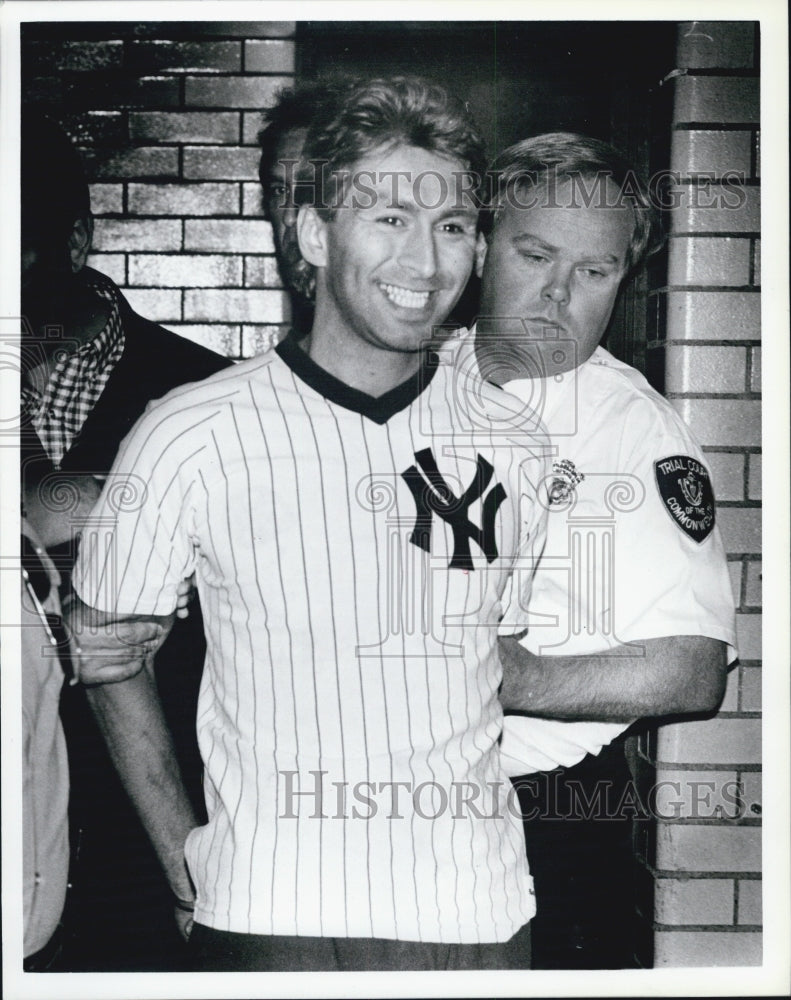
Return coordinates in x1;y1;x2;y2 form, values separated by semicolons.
646;22;761;967
23;22;298;359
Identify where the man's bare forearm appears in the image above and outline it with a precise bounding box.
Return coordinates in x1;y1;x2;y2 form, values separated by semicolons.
499;634;727;721
85;668;198;901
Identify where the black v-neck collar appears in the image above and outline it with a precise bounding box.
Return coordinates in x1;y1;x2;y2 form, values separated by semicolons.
275;335;439;425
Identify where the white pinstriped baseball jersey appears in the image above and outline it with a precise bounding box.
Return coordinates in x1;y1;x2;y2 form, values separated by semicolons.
73;337;549;942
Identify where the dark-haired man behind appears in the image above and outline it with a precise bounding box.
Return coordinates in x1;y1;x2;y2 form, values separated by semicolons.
20;113;231;970
257;79;357;337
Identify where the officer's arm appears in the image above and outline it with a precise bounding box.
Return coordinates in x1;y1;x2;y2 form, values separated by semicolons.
498;634;727;721
67;596;176;685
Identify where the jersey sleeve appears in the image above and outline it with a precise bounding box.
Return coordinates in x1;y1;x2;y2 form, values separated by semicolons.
72;400;199;617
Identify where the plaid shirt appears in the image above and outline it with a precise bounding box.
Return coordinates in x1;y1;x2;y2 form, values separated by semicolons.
22;273;125;469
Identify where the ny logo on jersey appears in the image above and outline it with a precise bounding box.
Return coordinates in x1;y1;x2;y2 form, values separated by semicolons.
401;448;506;571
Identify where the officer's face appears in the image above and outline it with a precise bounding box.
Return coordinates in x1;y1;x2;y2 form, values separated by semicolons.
477;178;634;373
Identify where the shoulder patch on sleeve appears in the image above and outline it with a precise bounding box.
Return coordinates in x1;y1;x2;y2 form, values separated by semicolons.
654;455;715;543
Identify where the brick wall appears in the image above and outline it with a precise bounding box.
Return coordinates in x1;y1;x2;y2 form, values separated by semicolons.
22;19;766;967
22;21;298;359
641;21;761;967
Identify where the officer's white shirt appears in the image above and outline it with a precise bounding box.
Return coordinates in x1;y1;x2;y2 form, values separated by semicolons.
448;332;738;775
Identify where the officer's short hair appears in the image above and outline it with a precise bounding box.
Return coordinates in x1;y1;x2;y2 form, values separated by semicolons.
486;132;661;273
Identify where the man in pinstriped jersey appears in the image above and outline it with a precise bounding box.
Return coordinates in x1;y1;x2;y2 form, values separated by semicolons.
68;76;551;971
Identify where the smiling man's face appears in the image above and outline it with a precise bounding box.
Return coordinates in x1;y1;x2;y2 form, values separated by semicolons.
477;177;634;372
310;143;481;358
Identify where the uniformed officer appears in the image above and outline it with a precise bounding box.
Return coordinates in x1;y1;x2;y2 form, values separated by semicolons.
476;132;737;967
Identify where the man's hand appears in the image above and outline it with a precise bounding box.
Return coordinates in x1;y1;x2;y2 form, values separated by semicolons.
173;900;195;941
65;596;176;685
175;573;196;620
